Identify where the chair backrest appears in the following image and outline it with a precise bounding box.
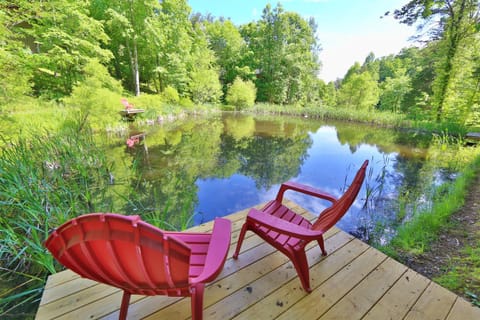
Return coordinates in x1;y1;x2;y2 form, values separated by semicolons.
312;160;368;232
45;213;192;295
120;98;132;109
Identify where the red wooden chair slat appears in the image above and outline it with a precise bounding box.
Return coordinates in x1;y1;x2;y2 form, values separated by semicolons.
45;213;231;320
233;160;368;292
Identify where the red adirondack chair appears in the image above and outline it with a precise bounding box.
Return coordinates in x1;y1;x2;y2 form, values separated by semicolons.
45;213;231;320
233;160;368;292
121;98;134;110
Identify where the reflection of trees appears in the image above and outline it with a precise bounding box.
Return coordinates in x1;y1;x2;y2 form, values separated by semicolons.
219;134;312;189
329;120;442;245
121;118;223;230
334;120;432;155
115;114;315;225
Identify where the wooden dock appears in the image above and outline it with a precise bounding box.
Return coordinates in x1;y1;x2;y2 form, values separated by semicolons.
36;200;480;320
119;109;144;121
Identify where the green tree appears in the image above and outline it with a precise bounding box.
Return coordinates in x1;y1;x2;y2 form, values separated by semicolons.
241;4;320;104
397;46;436;118
337;71;380;110
9;0;111;99
318;81;337;107
204;19;252;96
91;0;161;96
442;35;480;124
393;0;480;121
0;7;32;105
65;59;123;129
148;0;193;95
187;23;222;104
379;72;411;113
226;77;257;109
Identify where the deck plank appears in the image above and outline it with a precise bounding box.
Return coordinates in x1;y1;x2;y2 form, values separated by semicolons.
275;247;387;320
446;296;480;320
362;268;431;320
35;201;480;320
404;281;458;320
232;234;366;320
318;257;408;320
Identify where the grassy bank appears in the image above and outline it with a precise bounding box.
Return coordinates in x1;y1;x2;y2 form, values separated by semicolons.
246;103;470;136
379;139;480;304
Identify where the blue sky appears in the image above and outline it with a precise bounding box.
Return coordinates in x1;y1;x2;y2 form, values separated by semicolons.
188;0;415;82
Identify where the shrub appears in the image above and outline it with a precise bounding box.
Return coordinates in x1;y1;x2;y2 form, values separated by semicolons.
189;69;223;105
64;60;123;130
162;86;180;104
226;77;257;110
179;96;194;108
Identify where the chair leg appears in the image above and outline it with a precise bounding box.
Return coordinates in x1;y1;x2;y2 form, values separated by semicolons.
191;283;205;320
233;223;249;259
291;249;312;293
318;235;327;256
119;291;131;320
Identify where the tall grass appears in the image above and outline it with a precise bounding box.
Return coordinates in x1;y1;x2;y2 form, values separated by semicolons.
0;116;200;317
0;120;113;317
248;103;469;136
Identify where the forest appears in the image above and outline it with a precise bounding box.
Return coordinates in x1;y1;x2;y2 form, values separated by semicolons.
1;0;479;129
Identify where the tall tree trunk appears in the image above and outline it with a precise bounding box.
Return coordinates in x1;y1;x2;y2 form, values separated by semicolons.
126;0;140;96
133;37;140;96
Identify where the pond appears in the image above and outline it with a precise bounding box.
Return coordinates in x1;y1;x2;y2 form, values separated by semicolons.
105;112;447;245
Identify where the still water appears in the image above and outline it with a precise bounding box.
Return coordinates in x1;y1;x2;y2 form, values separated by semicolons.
106;112;441;245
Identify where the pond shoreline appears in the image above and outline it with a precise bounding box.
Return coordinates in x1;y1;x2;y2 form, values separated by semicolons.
399;171;480;307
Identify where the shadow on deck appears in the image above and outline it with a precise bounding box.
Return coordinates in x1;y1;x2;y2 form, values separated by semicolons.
36;200;480;320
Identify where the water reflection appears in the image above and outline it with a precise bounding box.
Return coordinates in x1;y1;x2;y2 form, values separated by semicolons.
105;112;436;245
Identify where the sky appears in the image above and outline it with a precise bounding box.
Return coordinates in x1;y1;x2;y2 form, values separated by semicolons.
188;0;416;82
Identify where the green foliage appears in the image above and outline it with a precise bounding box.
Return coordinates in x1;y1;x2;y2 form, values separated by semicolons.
379;73;411;112
240;3;321;104
337;71;380;110
318;81;337;107
188;69;223;104
64;59;123;130
16;0;112;99
226;77;257;110
203;19;252;95
393;0;480;122
128;93;164;119
179;96;194;108
162;86;180;104
0;11;32;106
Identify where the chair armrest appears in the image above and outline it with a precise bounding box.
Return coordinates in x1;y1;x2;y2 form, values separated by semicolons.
247;209;324;240
276;181;338;203
191;218;232;284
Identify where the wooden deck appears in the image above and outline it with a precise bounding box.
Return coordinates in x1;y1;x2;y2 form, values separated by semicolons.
36;200;480;320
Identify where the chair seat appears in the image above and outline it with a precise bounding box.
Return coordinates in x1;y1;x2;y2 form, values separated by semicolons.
167;232;214;279
256;200;313;248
